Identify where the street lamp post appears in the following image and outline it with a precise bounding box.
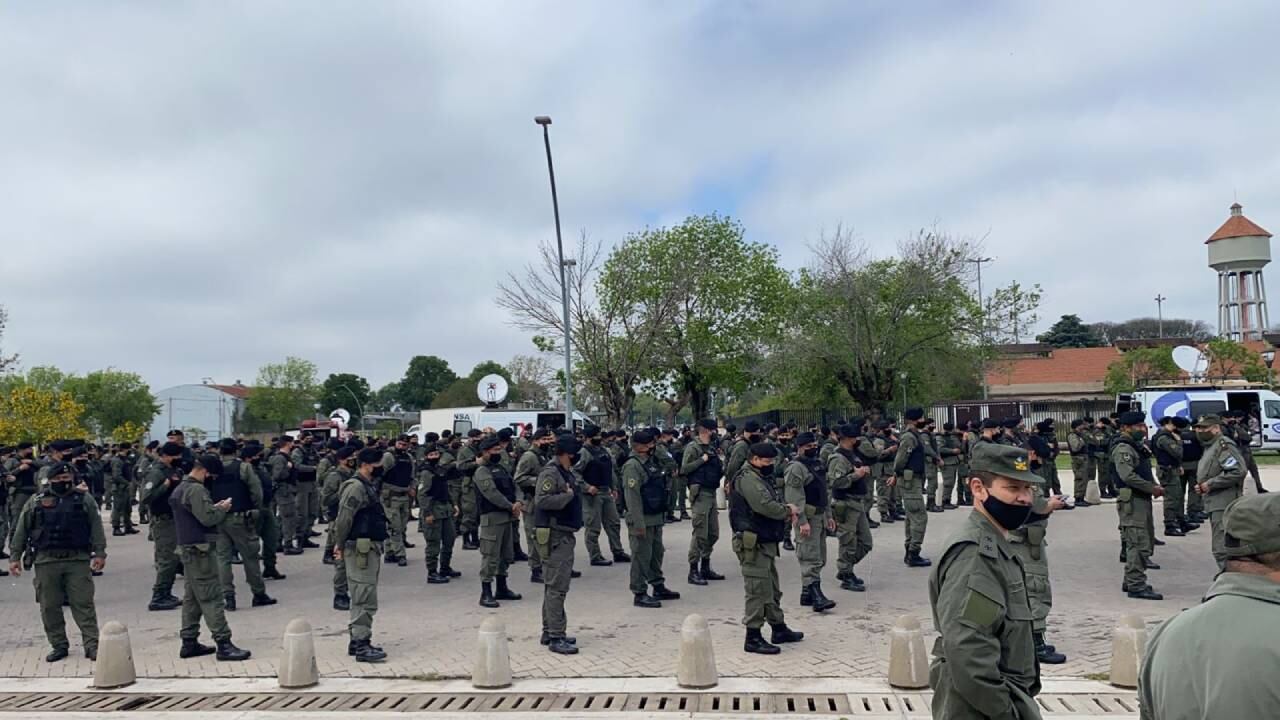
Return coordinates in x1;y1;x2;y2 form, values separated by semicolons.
1263;350;1275;387
899;371;909;415
1155;294;1167;338
337;384;365;430
535;115;575;428
967;256;994;400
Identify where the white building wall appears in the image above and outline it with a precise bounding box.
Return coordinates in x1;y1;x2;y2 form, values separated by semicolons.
148;384;242;442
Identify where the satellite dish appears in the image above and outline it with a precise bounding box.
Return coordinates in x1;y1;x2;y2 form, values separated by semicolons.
476;374;509;406
1172;345;1208;377
328;408;351;427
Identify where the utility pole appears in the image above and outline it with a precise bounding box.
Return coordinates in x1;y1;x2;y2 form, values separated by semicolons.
1154;294;1166;338
535;115;575;428
967;256;994;399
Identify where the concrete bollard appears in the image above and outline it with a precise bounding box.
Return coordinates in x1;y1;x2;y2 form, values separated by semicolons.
887;614;929;689
1108;614;1147;689
676;614;718;689
1084;478;1102;505
716;486;727;510
92;621;136;689
473;616;512;689
278;617;319;689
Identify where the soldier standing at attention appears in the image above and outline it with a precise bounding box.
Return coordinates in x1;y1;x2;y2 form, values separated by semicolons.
291;435;321;547
269;437;302;555
732;443;803;655
211;439;274;612
324;445;356;607
683;418;725;587
1193;414;1247;571
417;443;459;585
623;429;680;608
724;421;759;494
143;442;185;611
923;418;945;513
1033;420;1062;497
456;429;483;550
1226;411;1267;493
829;424;874;592
170;455;250;661
1175;417;1207;525
938;423;964;509
108;443;139;536
1096;417;1118;498
786;431;836;610
893;408;932;567
1139;493;1280;719
331;448;389;662
515;428;554;583
473;435;524;608
1066;419;1093;506
576;425;629;566
1111;411;1164;600
1017;435;1068;664
1083;417;1102;498
378;435;416;568
928;444;1043;720
9;462;105;662
533;434;584;655
5;443;39;552
1151;417;1189;538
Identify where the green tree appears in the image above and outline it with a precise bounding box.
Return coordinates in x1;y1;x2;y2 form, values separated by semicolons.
245;356;319;432
398;355;457;409
63;369;160;438
1103;347;1180;394
600;214;790;419
1036;314;1105;348
318;373;371;422
430;361;517;409
1091;317;1214;344
369;382;402;412
0;305;18;374
1204;338;1268;382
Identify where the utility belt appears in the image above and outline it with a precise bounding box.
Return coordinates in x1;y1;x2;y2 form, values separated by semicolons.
40;549;85;560
380;486;411;496
342;537;382;569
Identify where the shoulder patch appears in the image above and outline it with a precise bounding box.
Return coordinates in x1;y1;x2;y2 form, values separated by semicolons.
144;482;153;491
542;479;553;492
627;477;637;489
961;589;1002;628
1222;454;1239;469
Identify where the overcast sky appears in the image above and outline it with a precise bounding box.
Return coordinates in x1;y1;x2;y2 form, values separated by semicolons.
4;2;1279;392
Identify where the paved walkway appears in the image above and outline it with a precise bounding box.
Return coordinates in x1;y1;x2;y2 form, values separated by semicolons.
1;469;1266;681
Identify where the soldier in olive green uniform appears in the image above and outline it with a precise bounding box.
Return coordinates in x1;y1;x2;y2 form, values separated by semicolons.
332;448;389;662
654;428;679;524
108;444;138;535
922;419;945;512
668;430;690;521
5;443;40;552
828;425;874;592
211;439;273;611
683;419;725;586
417;443;459;585
533;434;584;654
928;444;1044;720
1139;493;1280;720
170;455;251;661
872;420;902;523
456;430;482;549
473;435;524;607
515;429;553;582
623;429;680;608
1175;418;1206;523
1066;419;1093;505
9;463;105;662
290;436;321;545
724;421;758;494
323;445;356;607
937;423;964;509
893;408;933;567
1096;418;1118;498
1111;411;1164;600
786;431;836;611
732;443;804;654
143;443;185;611
1193;414;1247;571
379;436;416;567
1150;417;1188;537
1084;417;1103;497
268;439;301;555
576;425;628;566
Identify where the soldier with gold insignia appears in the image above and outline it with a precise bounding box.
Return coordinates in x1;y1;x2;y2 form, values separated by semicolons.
623;429;680;608
533;434;584;655
1194;413;1247;571
1111;411;1164;600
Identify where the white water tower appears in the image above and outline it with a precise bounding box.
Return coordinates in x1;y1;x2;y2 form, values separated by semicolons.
1207;202;1272;341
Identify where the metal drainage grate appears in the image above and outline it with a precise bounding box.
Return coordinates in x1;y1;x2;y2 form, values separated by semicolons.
0;691;1137;715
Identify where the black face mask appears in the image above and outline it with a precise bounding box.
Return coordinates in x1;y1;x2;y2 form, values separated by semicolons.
802;447;818;458
425;457;439;465
50;481;72;495
371;466;384;478
982;492;1032;531
570;451;582;465
589;437;601;446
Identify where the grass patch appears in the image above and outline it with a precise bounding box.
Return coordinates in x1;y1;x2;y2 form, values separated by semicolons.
1083;672;1111;682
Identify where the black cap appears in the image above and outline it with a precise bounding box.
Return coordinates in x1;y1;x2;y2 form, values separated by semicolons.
744;420;761;434
46;461;74;479
697;418;717;432
1070;418;1086;429
1118;410;1146;426
219;438;238;454
750;442;778;459
478;435;501;452
904;407;925;421
160;442;184;457
555;434;582;456
582;424;601;438
424;432;439;443
838;424;860;439
631;429;656;445
1172;416;1191;429
357;448;383;465
327;439;344;451
532;426;554;440
17;441;34;450
1000;417;1020;429
196;454;223;476
336;446;356;460
497;427;514;440
467;429;482;438
981;418;1001;430
943;422;955;432
794;431;817;446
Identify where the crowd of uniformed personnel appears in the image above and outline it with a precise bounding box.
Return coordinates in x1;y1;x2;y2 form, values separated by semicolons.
0;406;1264;679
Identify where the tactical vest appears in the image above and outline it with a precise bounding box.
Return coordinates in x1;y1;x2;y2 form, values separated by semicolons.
1150;430;1179;468
254;461;274;504
477;463;518;515
325;469;350;518
383;450;414;488
170;481;217;545
728;470;788;544
295;446;318;483
1068;432;1088;456
534;464;584;531
1180;429;1204;463
904;429;926;473
629;455;668;515
686;443;723;490
31;492;92;551
349;479;389;541
148;464;179;517
1108;435;1154;492
12;461;37;493
581;444;614;488
274;452;297;484
799;455;829;510
421;463;450;503
209;458;253;513
831;447;867;499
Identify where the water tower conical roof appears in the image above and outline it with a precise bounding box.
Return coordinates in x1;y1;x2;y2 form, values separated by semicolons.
1207;202;1272;244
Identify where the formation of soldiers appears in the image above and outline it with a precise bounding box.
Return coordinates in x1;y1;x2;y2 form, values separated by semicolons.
0;405;1263;668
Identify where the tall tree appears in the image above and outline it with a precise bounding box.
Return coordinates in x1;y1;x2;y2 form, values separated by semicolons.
0;385;87;444
398;355;457;410
63;369;161;438
601;214;790;419
507;354;555;407
369;382;402;412
1103;347;1180;394
318;373;371;422
1037;314;1106;348
1204;338;1268;382
1091;317;1214;344
245;356;319;432
0;305;18;375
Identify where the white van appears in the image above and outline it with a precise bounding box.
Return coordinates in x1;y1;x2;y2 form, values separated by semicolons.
407;407;589;442
1117;381;1280;450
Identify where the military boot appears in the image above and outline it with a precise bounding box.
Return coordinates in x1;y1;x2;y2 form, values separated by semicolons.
282;539;303;556
782;537;795;551
927;502;943;513
426;560;449;584
809;583;836;612
480;582;500;608
541;632;577;646
799;585;813;607
440;562;461;578
1034;632;1066;664
547;637;579;655
148;591;181;611
530;567;543;584
687;562;707;586
700;558;725;581
251;593;277;607
651;583;681;600
215;639;251;661
45;647;69;663
263;567;287;580
495;576;522;601
1164;524;1185;537
322;545;335;565
840;573;866;592
744;628;780;655
633;592;662;608
223;594;236;612
1126;586;1164;601
512;538;529;562
879;510;896;524
769;623;804;644
112;527;125;537
612;551;631;563
904;550;932;567
1180;518;1200;532
333;593;350;611
125;524;139;535
348;638;384;655
351;639;387;663
179;639;216;659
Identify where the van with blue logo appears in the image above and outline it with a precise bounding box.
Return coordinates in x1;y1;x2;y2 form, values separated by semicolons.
1116;381;1280;450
